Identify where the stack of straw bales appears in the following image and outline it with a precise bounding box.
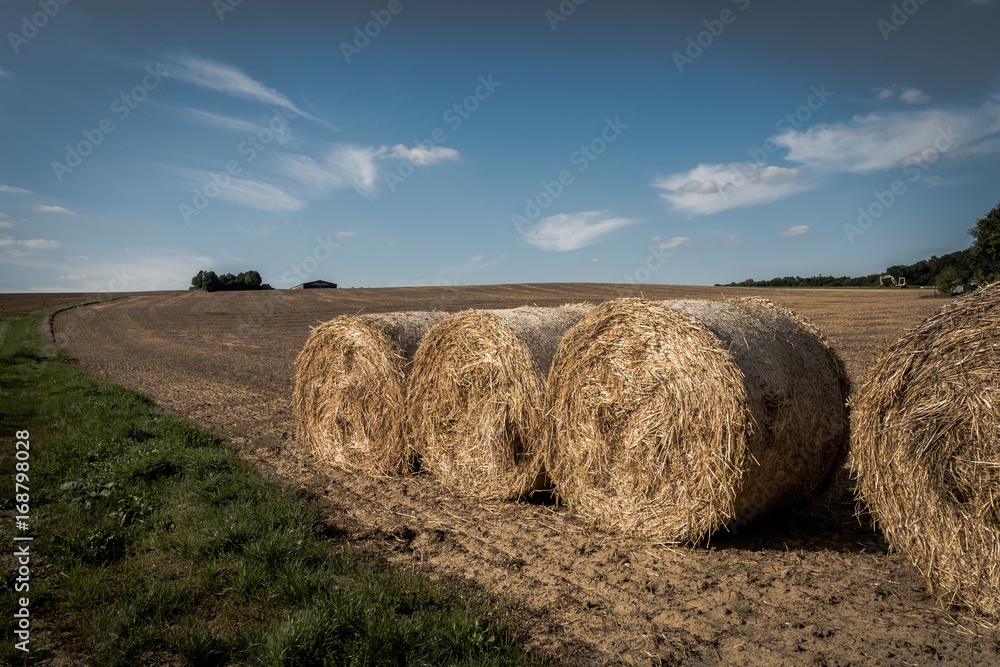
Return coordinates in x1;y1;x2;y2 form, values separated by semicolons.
407;304;593;501
542;297;852;543
293;311;446;475
293;297;853;546
853;283;1000;618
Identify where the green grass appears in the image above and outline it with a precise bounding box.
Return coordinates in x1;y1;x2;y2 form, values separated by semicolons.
1;306;545;666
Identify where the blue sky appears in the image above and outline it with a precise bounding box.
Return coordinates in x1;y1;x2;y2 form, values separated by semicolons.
1;0;998;292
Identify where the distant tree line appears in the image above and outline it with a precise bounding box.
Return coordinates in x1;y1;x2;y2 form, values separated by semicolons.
722;201;1000;294
885;249;974;294
189;270;271;292
722;274;885;289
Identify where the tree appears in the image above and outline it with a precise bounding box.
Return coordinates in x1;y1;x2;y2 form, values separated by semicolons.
235;270;262;289
204;271;222;292
935;265;961;295
969;201;1000;282
190;270;221;291
190;269;264;292
189;270;206;290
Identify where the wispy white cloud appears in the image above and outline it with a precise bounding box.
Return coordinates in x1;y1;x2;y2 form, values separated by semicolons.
718;235;743;245
218;177;306;213
3;249;33;258
277;147;381;197
161;54;328;127
0;66;11;78
336;231;357;238
388;144;460;166
650;236;691;251
173;166;305;214
775;105;1000;173
655;96;1000;217
522;211;637;251
22;239;61;249
653;163;814;216
0;237;61;250
2;249;215;292
278;142;460;198
875;85;932;105
0;185;32;194
182;107;270;135
326;145;383;197
899;88;932;105
951;136;1000;160
175;141;447;217
33;205;74;215
275;154;345;192
780;225;811;236
899;146;946;167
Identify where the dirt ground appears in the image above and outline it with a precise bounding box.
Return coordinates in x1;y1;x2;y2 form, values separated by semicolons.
0;291;171;316
36;284;1000;665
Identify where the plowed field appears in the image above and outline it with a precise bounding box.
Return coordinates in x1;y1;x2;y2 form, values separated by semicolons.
44;284;1000;666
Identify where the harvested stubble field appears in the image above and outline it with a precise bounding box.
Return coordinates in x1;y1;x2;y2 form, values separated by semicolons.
34;283;1000;665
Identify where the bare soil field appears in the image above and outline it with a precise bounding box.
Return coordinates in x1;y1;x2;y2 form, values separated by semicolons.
46;284;1000;666
0;291;173;315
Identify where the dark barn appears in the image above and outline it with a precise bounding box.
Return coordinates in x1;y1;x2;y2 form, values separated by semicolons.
291;280;338;290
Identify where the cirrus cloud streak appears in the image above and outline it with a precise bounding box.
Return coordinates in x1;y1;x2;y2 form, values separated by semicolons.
522;211;638;252
653;163;814;216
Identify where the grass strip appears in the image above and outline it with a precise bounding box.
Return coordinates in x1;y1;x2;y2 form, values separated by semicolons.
1;306;545;666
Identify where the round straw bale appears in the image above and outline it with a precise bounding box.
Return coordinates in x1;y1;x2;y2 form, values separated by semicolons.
853;283;1000;618
543;297;851;543
293;311;447;475
408;304;593;501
